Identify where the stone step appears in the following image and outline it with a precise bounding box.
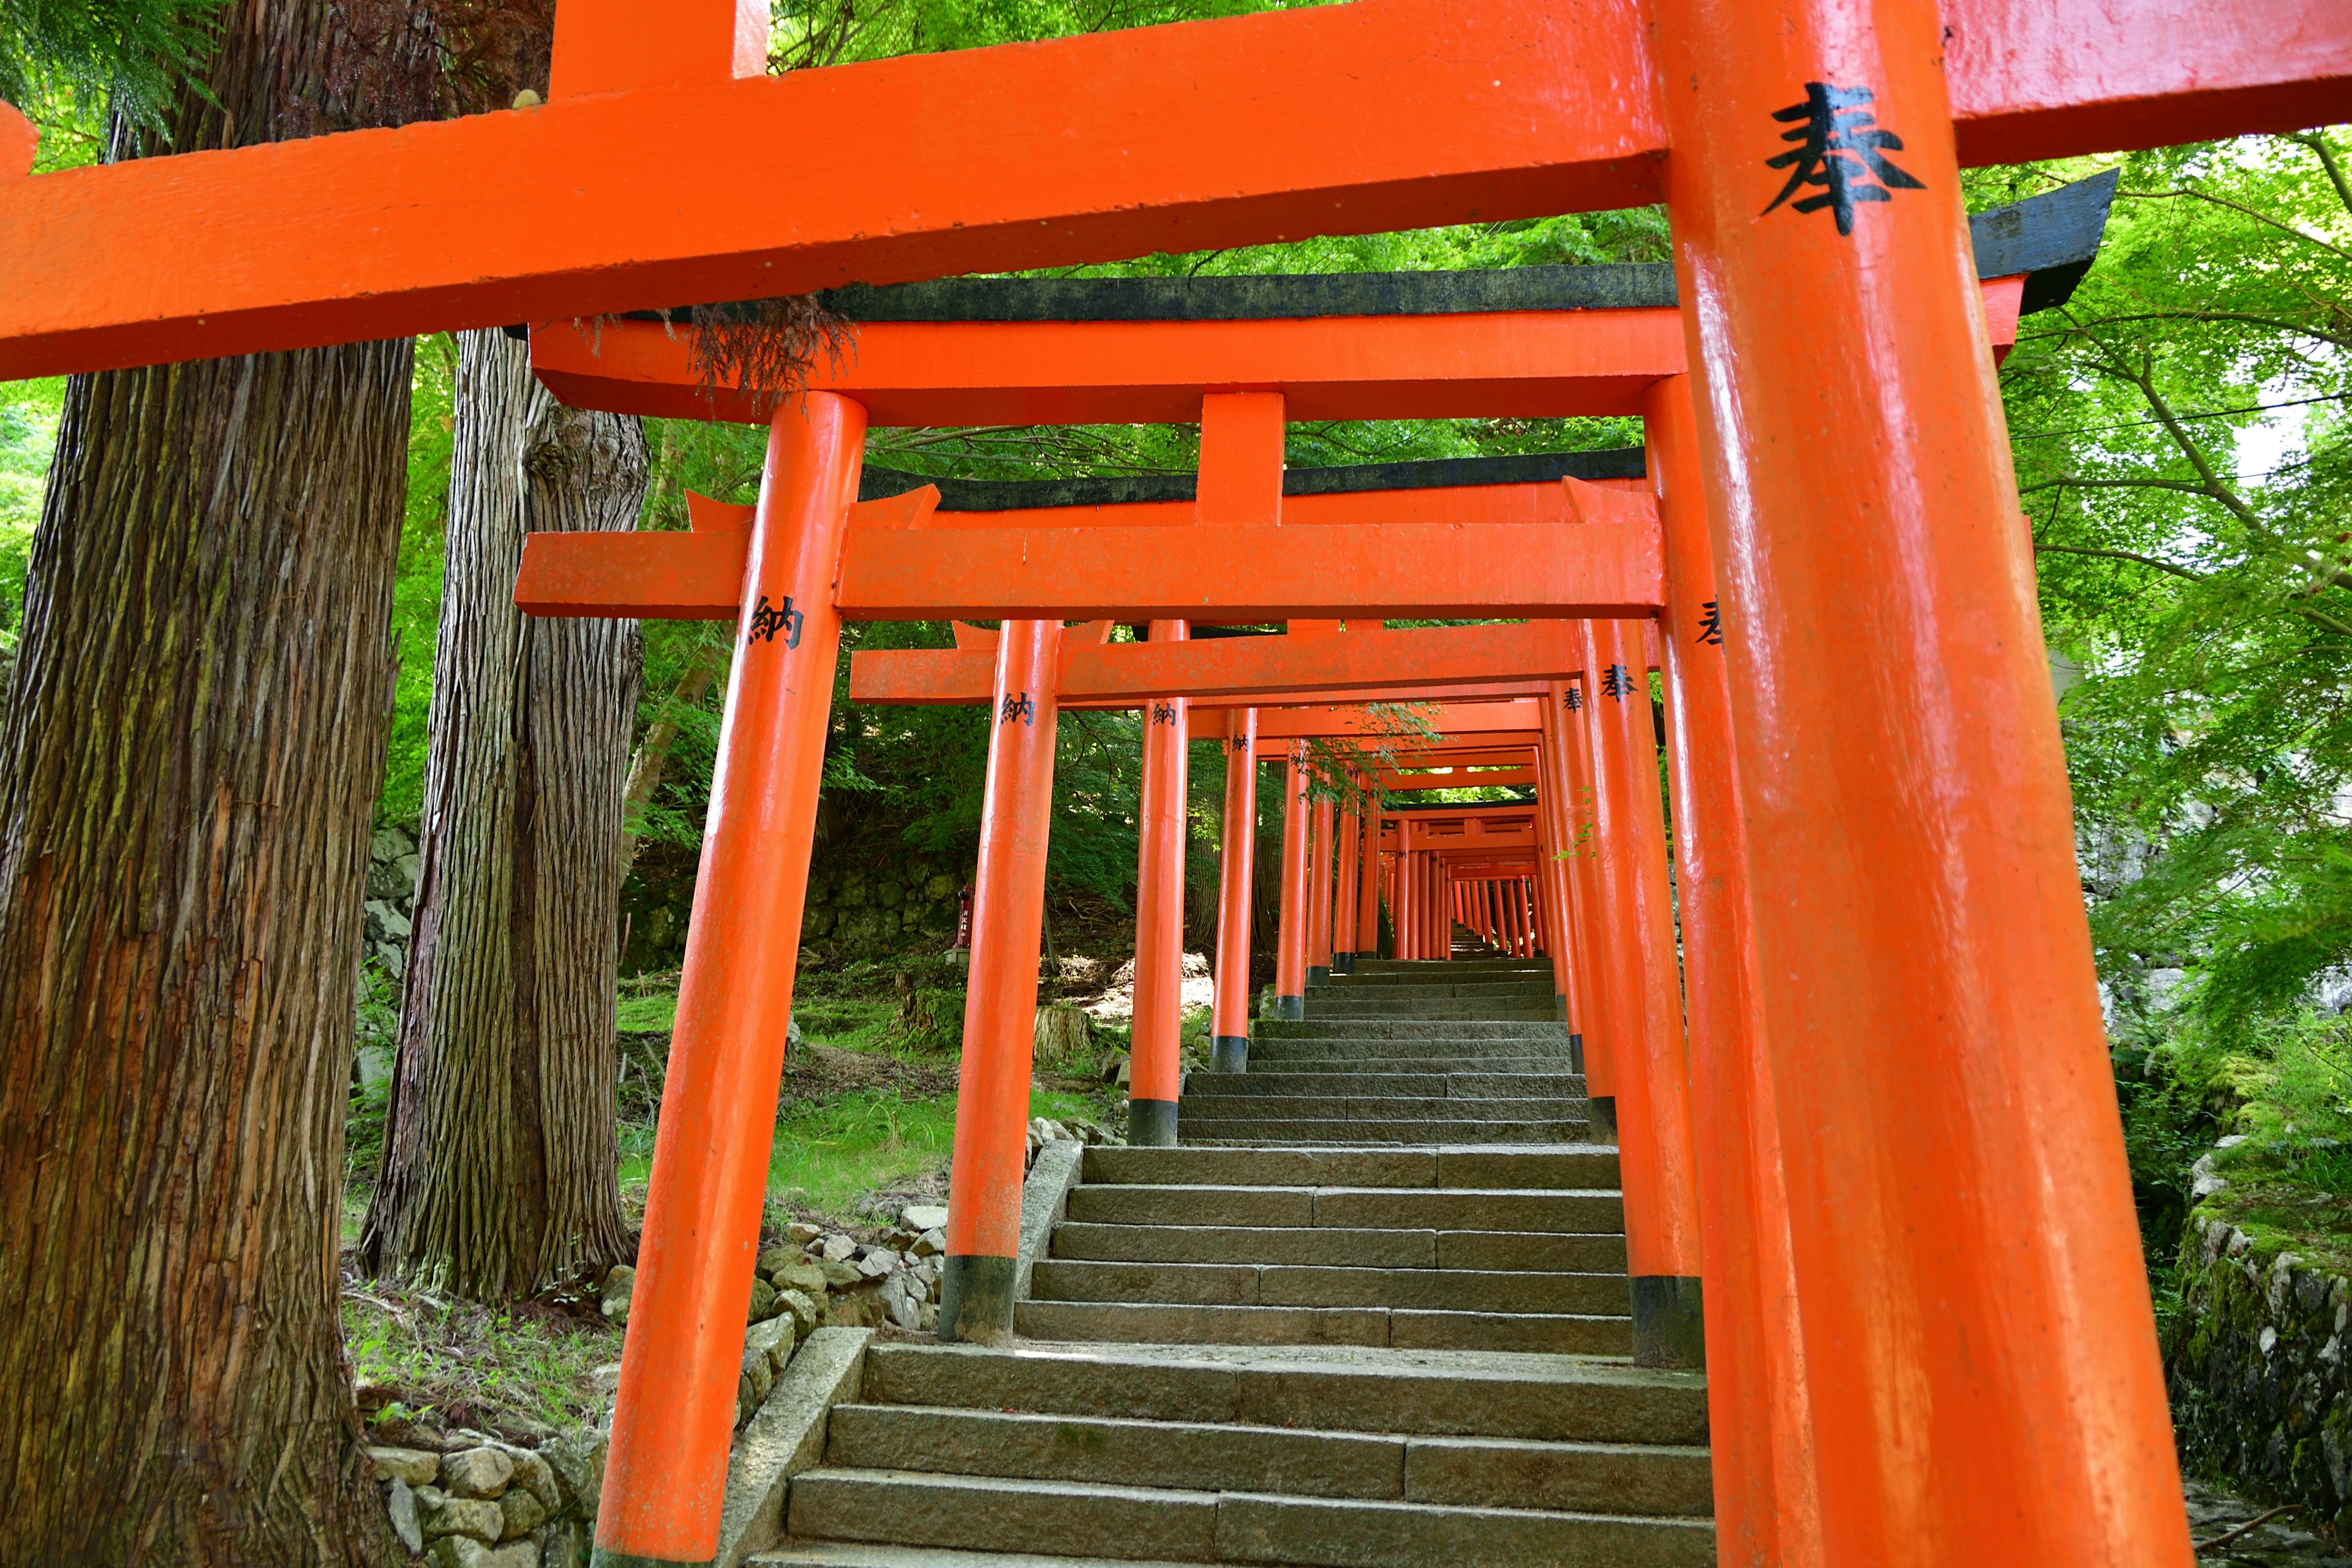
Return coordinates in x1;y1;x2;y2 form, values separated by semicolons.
1251;1034;1580;1062
1080;1144;1622;1190
1234;1055;1578;1079
1170;1095;1586;1125
1251;1020;1567;1041
754;1542;1213;1568
1346;960;1553;978
785;1467;1714;1567
1064;1184;1623;1235
1187;1072;1584;1099
1306;981;1555;1000
1014;1299;1633;1354
1049;1224;1630;1273
1031;1259;1632;1314
1177;1120;1591;1147
858;1343;1709;1445
1303;1003;1558;1021
821;1405;1714;1517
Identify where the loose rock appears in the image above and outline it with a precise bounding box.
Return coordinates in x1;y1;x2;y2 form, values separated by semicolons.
786;1221;823;1244
902;1203;949;1232
371;1446;441;1487
422;1494;505;1542
600;1264;636;1325
499;1485;548;1539
820;1234;858;1262
747;1275;778;1322
387;1477;424;1555
442;1447;516;1501
777;1288;821;1335
772;1259;827;1294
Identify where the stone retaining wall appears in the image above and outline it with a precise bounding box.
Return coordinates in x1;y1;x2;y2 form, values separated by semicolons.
2166;1211;2352;1535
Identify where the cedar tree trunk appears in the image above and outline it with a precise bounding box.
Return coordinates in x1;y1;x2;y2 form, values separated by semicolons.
361;330;646;1298
0;6;439;1561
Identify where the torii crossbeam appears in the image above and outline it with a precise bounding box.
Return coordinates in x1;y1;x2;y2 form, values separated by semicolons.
0;0;2337;374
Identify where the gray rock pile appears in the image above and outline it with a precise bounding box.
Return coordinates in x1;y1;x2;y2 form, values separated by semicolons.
364;823;423;979
368;1428;604;1568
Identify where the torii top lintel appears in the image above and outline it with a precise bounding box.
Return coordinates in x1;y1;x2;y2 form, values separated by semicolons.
529;177;2105;427
0;0;2340;379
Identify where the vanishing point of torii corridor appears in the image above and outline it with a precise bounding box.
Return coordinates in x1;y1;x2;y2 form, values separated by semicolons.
0;0;2346;1563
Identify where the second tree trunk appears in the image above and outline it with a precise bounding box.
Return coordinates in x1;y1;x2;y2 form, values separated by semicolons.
362;330;647;1298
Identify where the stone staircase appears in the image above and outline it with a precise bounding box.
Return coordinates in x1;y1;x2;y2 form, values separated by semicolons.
752;958;1714;1568
1185;956;1583;1145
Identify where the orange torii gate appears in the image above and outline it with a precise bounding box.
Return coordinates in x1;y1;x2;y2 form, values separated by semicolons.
6;0;2329;1550
517;200;2051;1558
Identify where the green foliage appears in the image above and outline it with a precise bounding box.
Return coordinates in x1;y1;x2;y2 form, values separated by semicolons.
0;0;221;138
0;375;58;647
1991;131;2352;1025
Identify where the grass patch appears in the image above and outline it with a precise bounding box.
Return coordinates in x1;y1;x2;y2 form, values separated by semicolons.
618;1081;1116;1219
343;1284;620;1438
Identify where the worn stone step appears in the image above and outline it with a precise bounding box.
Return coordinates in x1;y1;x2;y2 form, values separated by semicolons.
1186;1072;1584;1100
1014;1299;1632;1354
1031;1259;1631;1315
1080;1145;1623;1191
859;1343;1710;1446
1306;981;1555;1001
1303;1003;1558;1020
1174;1095;1587;1125
821;1406;1713;1518
785;1467;1714;1567
1247;1035;1574;1055
1346;960;1553;979
755;1543;1218;1568
1177;1120;1591;1147
1251;1020;1567;1041
1240;1055;1576;1077
1050;1224;1629;1273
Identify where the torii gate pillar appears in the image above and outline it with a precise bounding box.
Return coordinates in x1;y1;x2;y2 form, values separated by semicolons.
1647;375;1822;1562
940;618;1065;1341
1272;747;1311;1017
1651;0;2194;1553
1211;710;1259;1072
1128;620;1190;1146
1306;792;1335;987
595;393;865;1567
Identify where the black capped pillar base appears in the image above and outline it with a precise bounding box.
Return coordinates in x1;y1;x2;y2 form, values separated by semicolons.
1556;992;1569;1022
1567;1030;1584;1076
1210;1035;1250;1074
1128;1097;1179;1147
1306;964;1330;988
1333;951;1355;974
1630;1275;1707;1370
1273;993;1305;1020
1588;1094;1616;1144
937;1253;1017;1346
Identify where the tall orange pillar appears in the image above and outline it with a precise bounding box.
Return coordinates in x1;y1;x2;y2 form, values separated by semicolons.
1549;680;1610;1099
597;393;865;1565
1582;617;1705;1368
1649;1;2193;1557
1333;792;1360;973
1306;792;1335;987
1648;376;1822;1566
1272;744;1311;1017
938;617;1063;1342
1128;620;1190;1147
1533;726;1574;1025
1395;836;1415;961
1211;709;1259;1074
1356;791;1382;960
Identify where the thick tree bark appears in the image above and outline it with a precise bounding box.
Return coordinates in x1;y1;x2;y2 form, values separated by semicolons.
0;8;438;1561
361;330;646;1298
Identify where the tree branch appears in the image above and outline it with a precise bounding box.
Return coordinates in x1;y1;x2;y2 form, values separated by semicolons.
2119;187;2352;263
2030;540;2208;581
2291;132;2352;223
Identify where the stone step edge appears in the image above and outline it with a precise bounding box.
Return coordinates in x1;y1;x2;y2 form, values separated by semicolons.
785;1464;1713;1531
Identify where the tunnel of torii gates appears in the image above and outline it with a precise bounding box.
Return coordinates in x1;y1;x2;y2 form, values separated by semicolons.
499;175;2129;1567
4;0;2344;1555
